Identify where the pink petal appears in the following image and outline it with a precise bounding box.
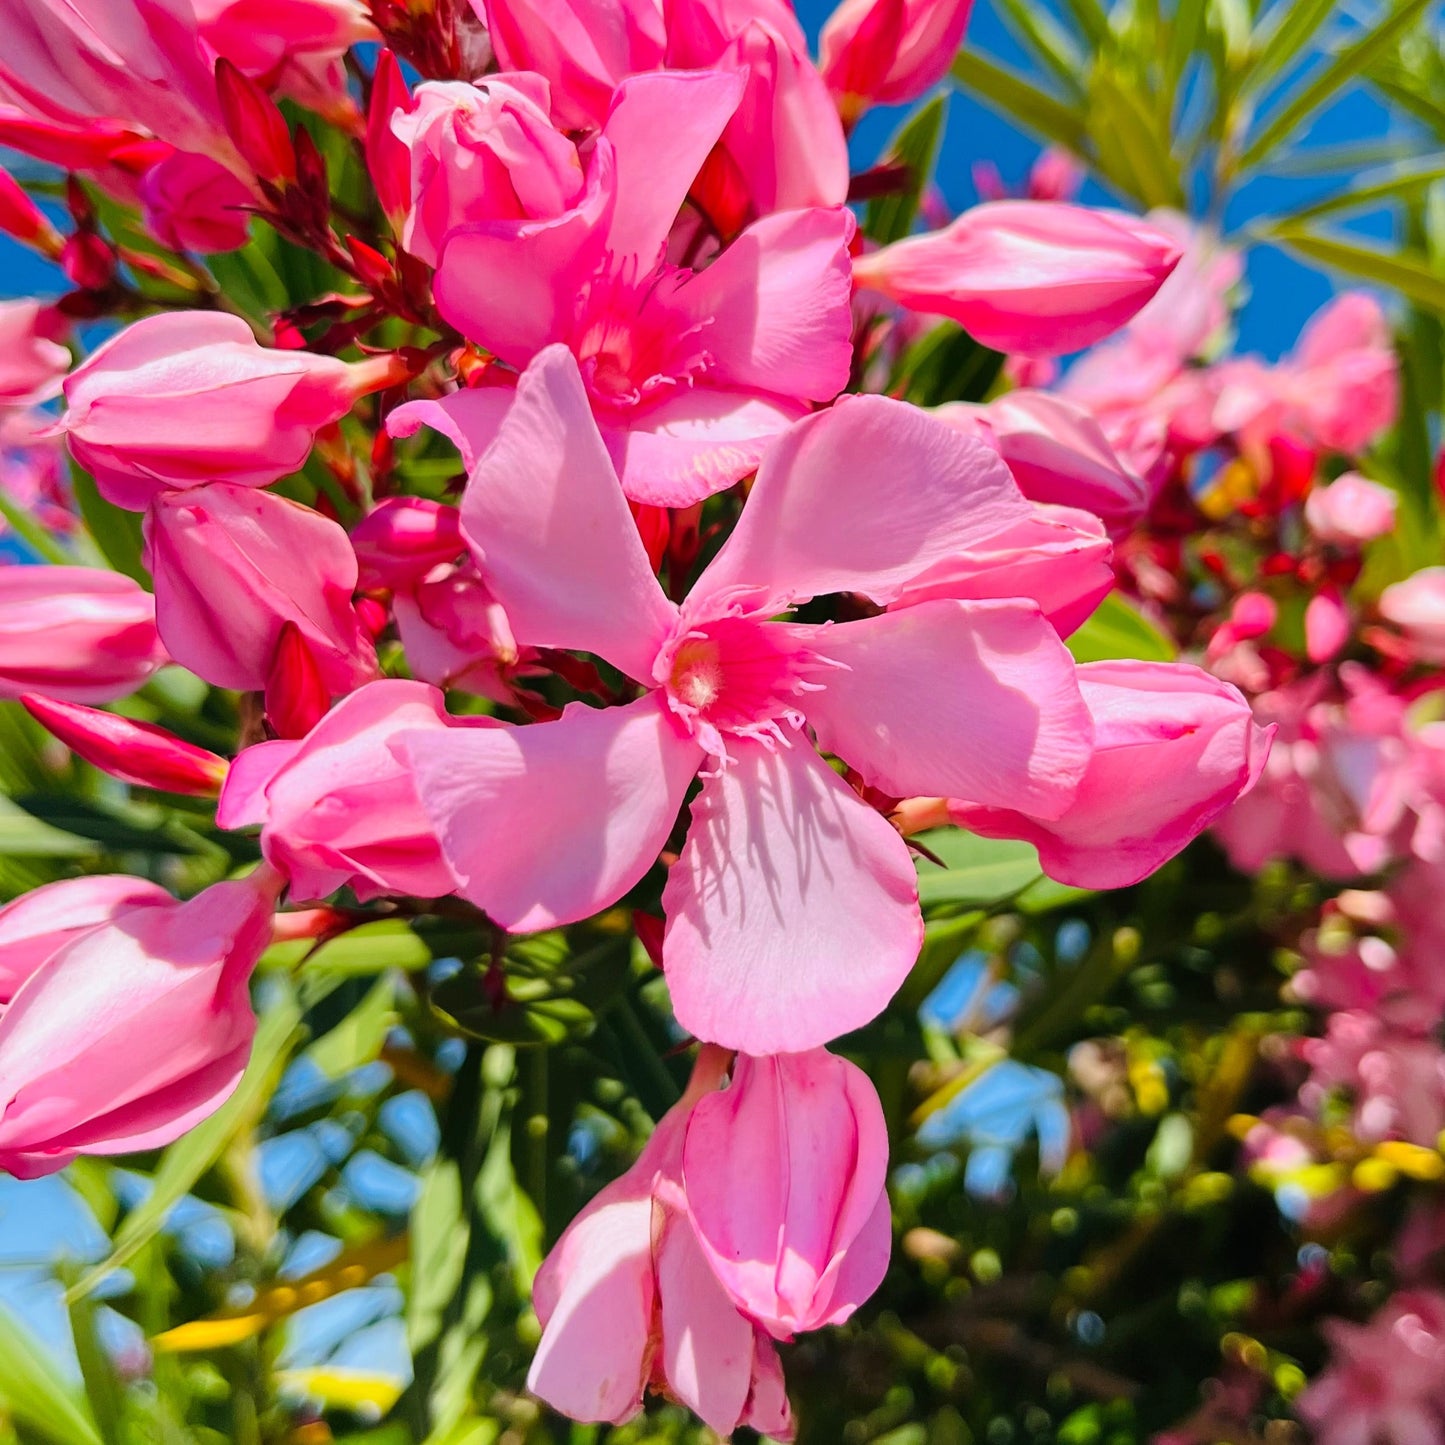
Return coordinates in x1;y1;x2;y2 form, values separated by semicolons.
216;739;302;829
667;207;855;404
661;734;921;1052
655;1211;758;1436
387;384;515;474
799;599;1092;819
457;346;679;681
604;388;804;506
404;693;703;932
693;394;1032;612
601;68;744;274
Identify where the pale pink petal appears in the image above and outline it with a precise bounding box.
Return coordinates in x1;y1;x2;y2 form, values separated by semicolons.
601;68;744;274
215;739;302;829
458;346;678;681
604;388;804;506
693;394;1031;612
661;734;920;1052
799;599;1092;818
655;1213;757;1436
387;384;515;474
405;693;703;932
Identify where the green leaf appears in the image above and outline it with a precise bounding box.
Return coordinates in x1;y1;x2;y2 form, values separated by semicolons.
70;471;149;587
0;1302;102;1445
66;986;303;1302
993;0;1086;92
306;919;433;979
13;794;206;856
1240;0;1340;95
865;95;949;247
1165;0;1209;91
305;975;397;1079
915;830;1043;910
407;1161;470;1354
1277;156;1445;220
950;52;1088;153
1066;591;1178;663
0;487;69;564
896;324;1005;405
1270;224;1445;316
1238;0;1433;170
0;797;97;859
1089;65;1186;208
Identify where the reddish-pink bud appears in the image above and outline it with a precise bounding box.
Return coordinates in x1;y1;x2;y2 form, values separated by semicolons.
60;231;116;291
0;167;60;256
266;621;332;740
21;694;229;797
351;497;464;589
367;49;413;230
216;58;297;185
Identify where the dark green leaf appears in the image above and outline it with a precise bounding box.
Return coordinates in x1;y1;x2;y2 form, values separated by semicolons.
70;471;149;587
865;95;949;246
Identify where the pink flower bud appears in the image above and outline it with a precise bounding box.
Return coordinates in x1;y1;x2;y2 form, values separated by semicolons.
0;299;70;407
682;1048;891;1339
0;875;172;1006
366;49;413;231
394;76;586;268
217;679;466;903
851;201;1182;356
140;149;254;253
528;1047;792;1437
264;620;332;739
1304;471;1398;546
952;661;1273;889
0;165;59;253
0;566;164;704
351;497;465;589
60;229;115;289
939;390;1150;537
21;694;229;796
144;482;377;695
60;311;369;509
1380;568;1445;665
820;0;975;121
1305;587;1351;665
0;867;282;1179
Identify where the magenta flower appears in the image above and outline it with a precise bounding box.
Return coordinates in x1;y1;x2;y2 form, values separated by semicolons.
402;346;1095;1052
392;69;854;506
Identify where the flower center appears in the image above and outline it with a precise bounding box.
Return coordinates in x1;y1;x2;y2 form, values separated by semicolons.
654;607;833;760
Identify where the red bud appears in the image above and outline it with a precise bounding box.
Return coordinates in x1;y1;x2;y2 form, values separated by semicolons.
22;694;229;796
265;621;331;739
367;50;413;230
61;231;116;290
216;58;297;185
0;166;59;255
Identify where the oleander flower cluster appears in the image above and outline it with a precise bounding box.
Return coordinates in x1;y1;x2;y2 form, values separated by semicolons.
0;0;1293;1434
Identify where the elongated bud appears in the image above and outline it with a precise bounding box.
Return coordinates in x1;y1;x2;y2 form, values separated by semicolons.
21;694;229;797
367;50;413;231
0;167;60;257
216;58;297;185
266;621;332;740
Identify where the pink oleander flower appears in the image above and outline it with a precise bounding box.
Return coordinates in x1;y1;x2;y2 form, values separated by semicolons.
60;312;401;510
0;566;165;704
144;482;377;696
0;874;172;1007
0;300;70;408
393;75;587;268
681;1048;891;1339
1304;471;1398;546
531;1043;883;1435
217;680;472;903
1301;1010;1445;1148
1381;568;1445;665
819;0;975;122
1212;293;1399;463
21;694;229;797
1297;1292;1445;1445
394;69;854;505
851;201;1182;357
936;661;1271;889
477;0;847;224
402;346;1100;1053
0;0;234;167
0;867;282;1179
937;390;1152;538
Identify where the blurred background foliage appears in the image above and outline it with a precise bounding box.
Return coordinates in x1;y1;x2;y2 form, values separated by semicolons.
1;0;1444;1442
